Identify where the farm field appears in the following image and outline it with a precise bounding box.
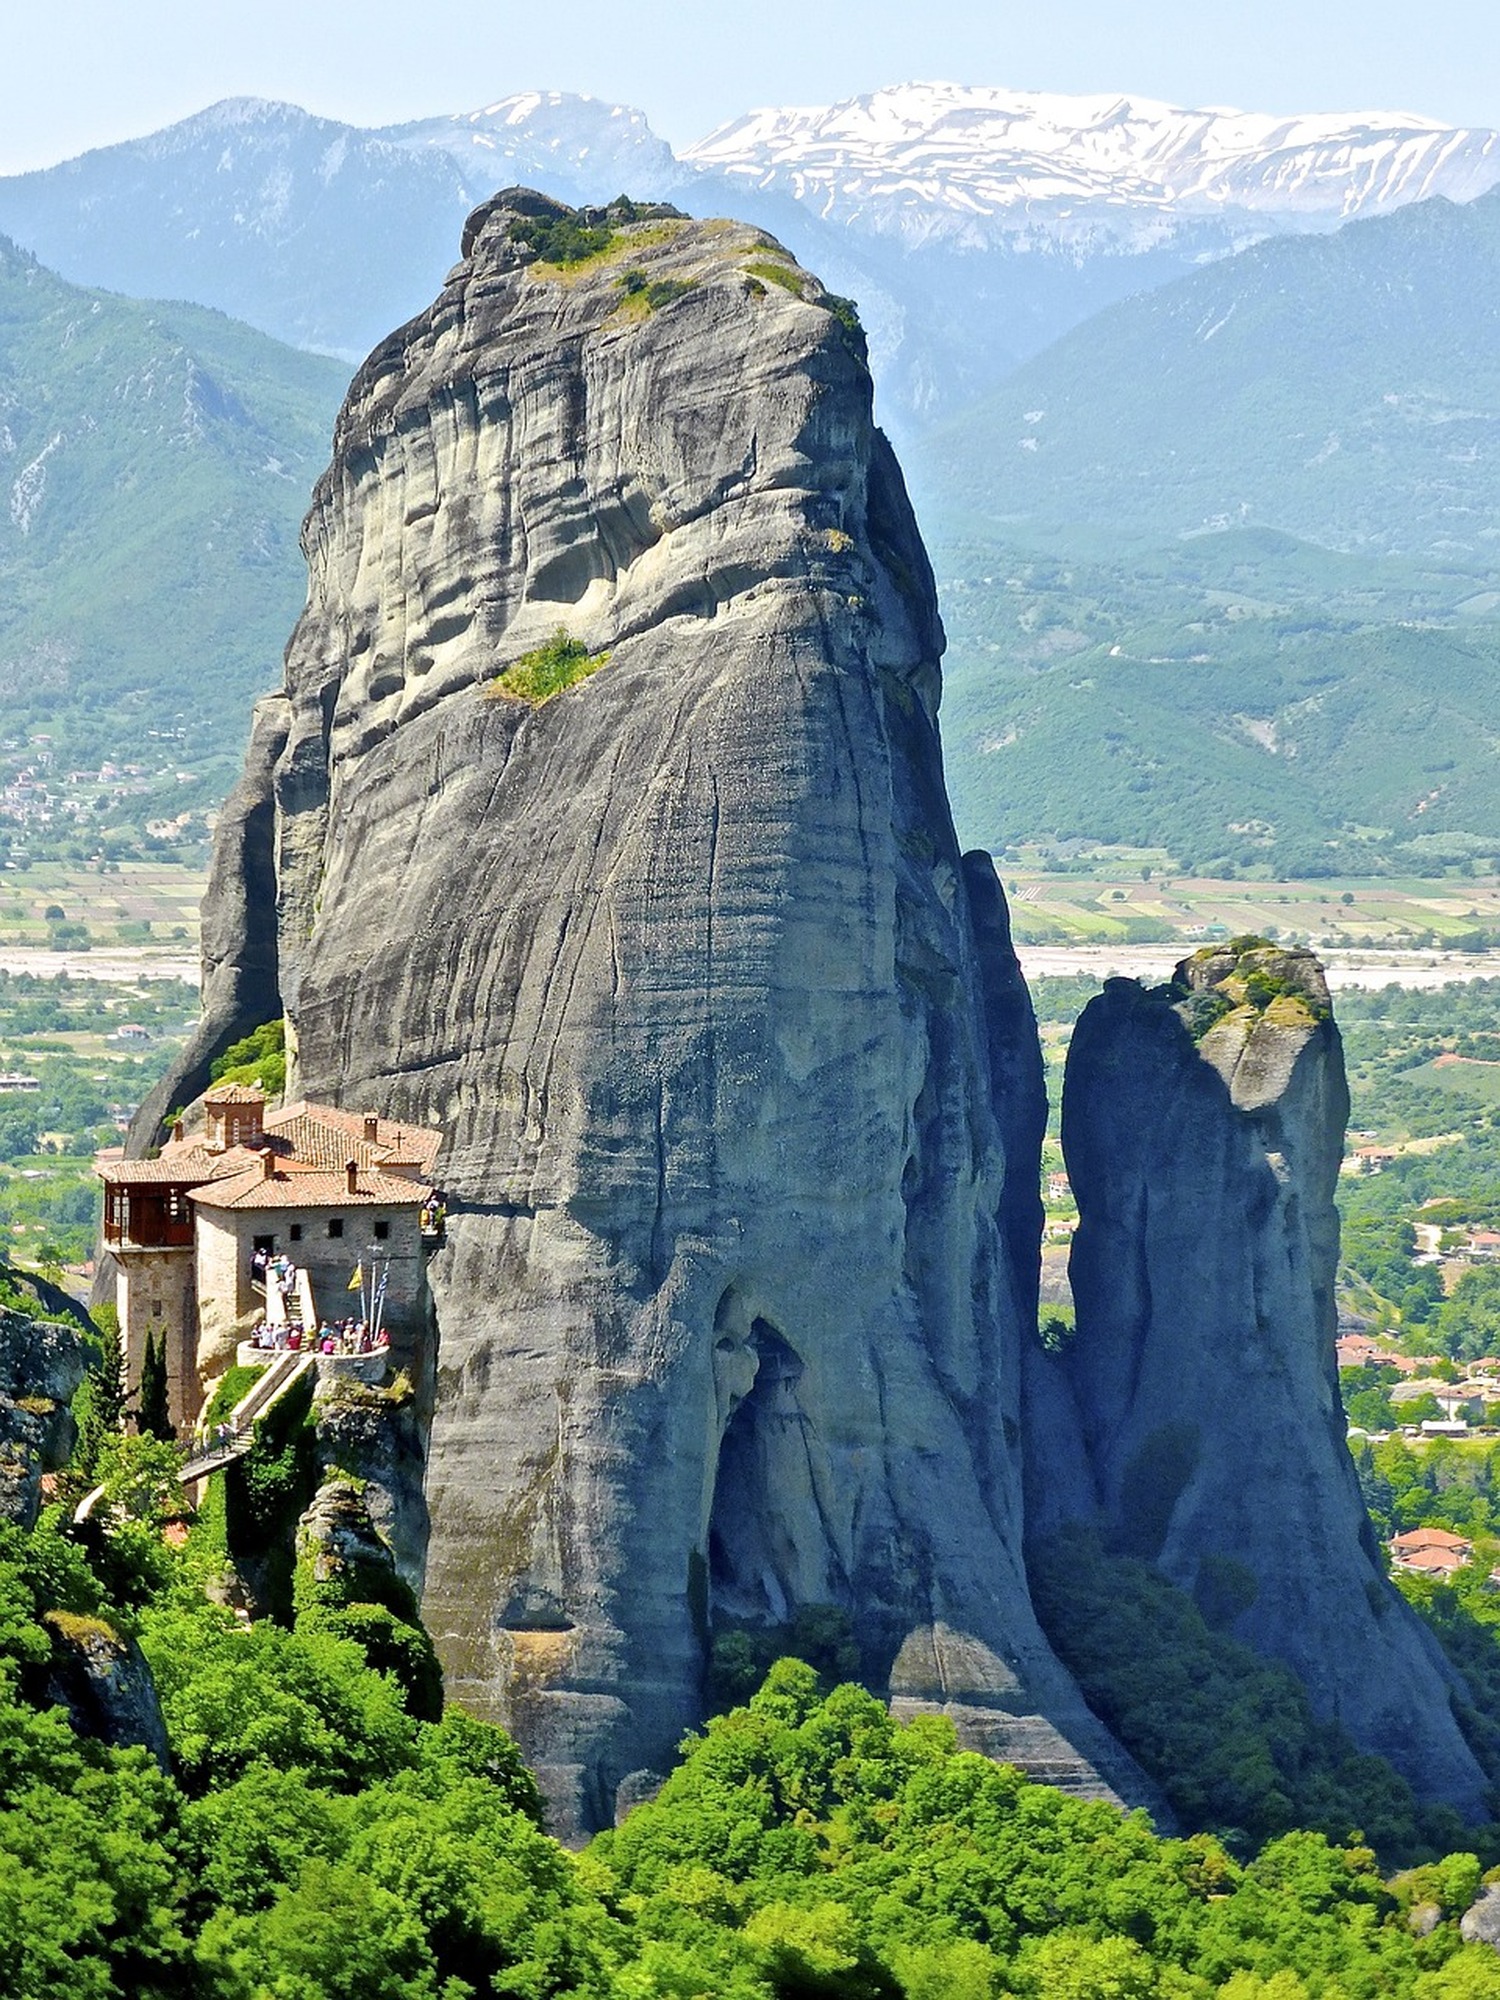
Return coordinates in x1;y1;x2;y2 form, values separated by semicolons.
1398;1054;1500;1107
9;855;1500;972
0;860;204;953
1002;862;1500;951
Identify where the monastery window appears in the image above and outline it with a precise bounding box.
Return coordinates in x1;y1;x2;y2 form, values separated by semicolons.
328;1218;344;1239
374;1220;389;1242
289;1223;303;1243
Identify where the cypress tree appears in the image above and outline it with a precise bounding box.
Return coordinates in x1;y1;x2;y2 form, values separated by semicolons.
76;1307;127;1477
138;1326;174;1442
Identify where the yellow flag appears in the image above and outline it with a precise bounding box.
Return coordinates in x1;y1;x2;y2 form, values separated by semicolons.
347;1263;364;1292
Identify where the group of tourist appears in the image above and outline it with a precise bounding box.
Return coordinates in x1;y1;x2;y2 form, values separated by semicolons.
250;1247;299;1307
246;1317;389;1356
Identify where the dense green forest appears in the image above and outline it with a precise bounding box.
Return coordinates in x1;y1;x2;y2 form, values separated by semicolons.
6;973;1500;1988
12;1415;1500;2000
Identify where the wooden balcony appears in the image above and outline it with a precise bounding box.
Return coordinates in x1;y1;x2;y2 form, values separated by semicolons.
102;1188;196;1252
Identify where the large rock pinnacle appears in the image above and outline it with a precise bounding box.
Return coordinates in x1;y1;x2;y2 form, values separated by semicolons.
1035;943;1490;1818
151;192;1148;1833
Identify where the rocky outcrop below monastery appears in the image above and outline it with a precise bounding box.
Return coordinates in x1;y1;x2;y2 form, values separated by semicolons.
148;191;1152;1833
0;1297;86;1528
1031;944;1490;1818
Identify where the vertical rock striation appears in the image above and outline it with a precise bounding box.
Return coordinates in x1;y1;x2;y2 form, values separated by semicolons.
150;191;1149;1833
1038;943;1489;1818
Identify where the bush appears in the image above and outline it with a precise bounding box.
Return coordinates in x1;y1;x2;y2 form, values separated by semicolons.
487;628;609;706
210;1018;285;1099
509;212;614;265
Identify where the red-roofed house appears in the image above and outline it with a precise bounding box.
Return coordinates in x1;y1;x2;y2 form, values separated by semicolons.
1389;1527;1474;1581
99;1085;443;1428
1336;1333;1389;1370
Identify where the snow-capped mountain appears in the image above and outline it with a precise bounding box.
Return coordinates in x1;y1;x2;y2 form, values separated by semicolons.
383;91;683;201
0;94;687;359
685;83;1500;252
5;82;1500;426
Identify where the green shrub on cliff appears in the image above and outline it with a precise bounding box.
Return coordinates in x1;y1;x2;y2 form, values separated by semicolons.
508;212;616;266
209;1017;286;1099
487;628;610;706
508;197;660;270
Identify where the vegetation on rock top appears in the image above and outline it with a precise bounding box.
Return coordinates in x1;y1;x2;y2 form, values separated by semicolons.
507;196;682;272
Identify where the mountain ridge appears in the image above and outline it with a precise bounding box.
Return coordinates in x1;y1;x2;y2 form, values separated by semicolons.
6;82;1500;424
0;227;347;838
685;81;1500;253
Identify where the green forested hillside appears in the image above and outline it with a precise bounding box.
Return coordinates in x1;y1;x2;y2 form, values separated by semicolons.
0;237;347;843
907;185;1500;870
11;1485;1500;1999
916;188;1500;556
925;523;1500;873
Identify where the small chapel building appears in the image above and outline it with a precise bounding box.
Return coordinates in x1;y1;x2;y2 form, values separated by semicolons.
99;1084;442;1429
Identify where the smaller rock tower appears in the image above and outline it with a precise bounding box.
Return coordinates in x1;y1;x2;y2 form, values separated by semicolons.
1030;941;1490;1819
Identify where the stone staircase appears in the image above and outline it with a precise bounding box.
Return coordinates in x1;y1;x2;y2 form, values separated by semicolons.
75;1347;320;1516
177;1349;316;1482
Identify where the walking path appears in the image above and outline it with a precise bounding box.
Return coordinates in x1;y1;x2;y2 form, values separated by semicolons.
74;1349;317;1517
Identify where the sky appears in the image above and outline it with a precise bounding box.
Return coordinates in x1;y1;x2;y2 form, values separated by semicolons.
8;0;1500;173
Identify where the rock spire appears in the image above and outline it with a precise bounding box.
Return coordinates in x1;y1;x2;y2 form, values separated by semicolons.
1033;943;1489;1818
147;191;1149;1833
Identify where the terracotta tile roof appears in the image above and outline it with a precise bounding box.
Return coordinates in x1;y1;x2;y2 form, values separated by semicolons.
263;1101;443;1174
1394;1548;1468;1577
100;1098;444;1196
98;1144;266;1186
204;1083;267;1105
189;1164;432;1211
1391;1528;1472;1552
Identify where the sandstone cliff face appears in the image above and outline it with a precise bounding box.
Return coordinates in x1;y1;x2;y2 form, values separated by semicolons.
1037;944;1489;1817
43;1617;170;1767
151;192;1147;1833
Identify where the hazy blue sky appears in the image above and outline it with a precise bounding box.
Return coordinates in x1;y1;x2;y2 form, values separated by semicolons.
9;0;1500;173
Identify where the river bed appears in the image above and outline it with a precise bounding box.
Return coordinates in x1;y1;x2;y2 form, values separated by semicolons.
5;940;1500;996
0;946;199;984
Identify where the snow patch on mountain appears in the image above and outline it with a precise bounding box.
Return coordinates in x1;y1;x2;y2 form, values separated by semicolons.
684;83;1500;251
